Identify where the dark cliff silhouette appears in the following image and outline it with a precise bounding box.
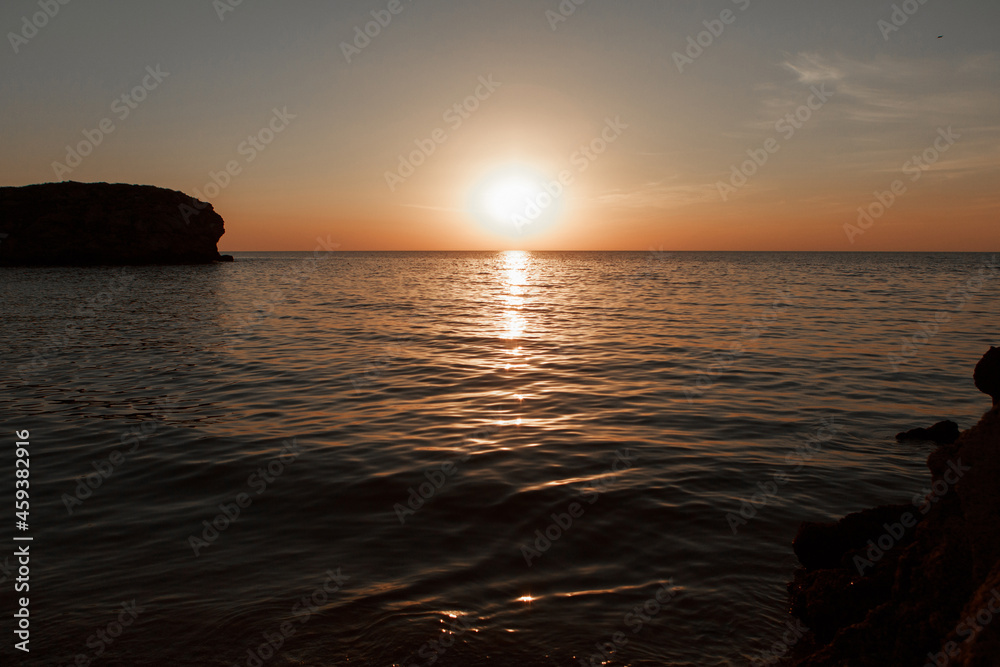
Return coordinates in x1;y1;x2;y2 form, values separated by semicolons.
0;181;231;265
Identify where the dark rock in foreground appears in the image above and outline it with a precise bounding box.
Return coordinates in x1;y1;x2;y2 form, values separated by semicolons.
792;503;923;572
0;181;228;265
785;349;1000;666
896;419;961;445
975;347;1000;406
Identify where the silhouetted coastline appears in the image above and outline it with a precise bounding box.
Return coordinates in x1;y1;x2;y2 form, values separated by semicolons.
786;348;1000;665
0;181;230;266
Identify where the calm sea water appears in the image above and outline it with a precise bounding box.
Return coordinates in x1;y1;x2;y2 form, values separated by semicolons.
1;251;997;666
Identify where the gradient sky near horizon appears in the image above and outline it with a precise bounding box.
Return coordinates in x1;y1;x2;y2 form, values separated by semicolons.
1;0;998;251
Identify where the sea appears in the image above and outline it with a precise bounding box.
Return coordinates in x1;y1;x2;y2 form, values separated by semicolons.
1;251;997;666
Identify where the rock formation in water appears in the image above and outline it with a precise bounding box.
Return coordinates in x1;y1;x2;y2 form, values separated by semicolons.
896;420;961;445
0;181;232;265
975;347;1000;406
785;347;1000;666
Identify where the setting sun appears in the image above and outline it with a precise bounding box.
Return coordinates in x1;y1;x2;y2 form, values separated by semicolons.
483;172;540;226
468;165;565;239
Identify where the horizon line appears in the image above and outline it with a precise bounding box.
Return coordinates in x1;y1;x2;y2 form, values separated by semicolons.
219;249;1000;253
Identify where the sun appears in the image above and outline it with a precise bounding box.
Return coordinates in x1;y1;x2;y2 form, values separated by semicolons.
467;164;565;238
483;175;540;224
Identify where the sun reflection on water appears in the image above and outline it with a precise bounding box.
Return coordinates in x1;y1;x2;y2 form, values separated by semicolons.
495;251;531;430
502;250;529;342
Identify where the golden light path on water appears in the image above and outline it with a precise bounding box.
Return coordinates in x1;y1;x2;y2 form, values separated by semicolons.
499;250;529;430
502;251;536;610
502;250;528;344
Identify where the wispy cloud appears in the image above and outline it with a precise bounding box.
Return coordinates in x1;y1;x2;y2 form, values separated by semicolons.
594;177;719;209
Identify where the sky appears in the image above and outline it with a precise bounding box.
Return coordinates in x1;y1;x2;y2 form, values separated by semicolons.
1;0;998;251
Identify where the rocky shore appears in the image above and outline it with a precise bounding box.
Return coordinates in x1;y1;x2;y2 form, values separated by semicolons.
0;181;231;265
785;348;1000;666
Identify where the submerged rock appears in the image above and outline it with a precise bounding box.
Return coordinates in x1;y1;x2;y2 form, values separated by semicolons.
785;349;1000;666
0;181;228;265
896;420;961;445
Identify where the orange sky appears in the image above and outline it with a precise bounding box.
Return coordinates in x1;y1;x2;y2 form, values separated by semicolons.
2;2;998;251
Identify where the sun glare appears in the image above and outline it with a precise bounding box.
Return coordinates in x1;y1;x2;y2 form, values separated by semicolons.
484;176;539;224
468;165;564;239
